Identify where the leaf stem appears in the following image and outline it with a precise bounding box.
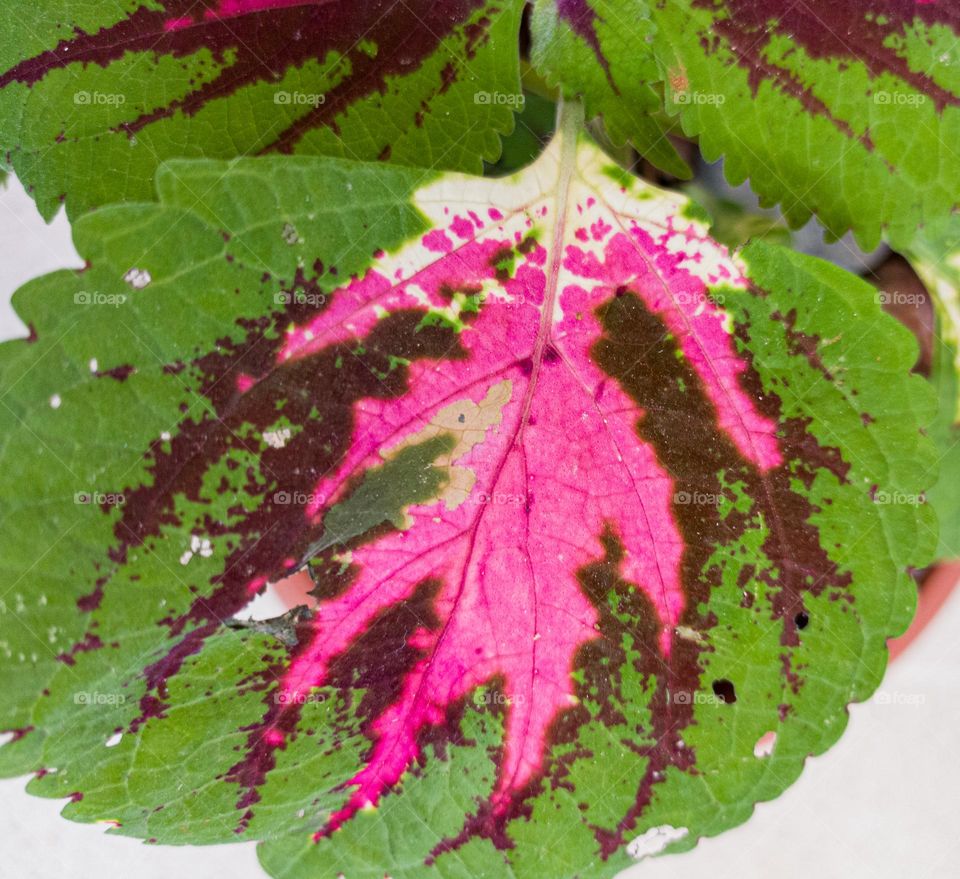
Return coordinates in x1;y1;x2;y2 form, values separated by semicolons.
555;96;585;161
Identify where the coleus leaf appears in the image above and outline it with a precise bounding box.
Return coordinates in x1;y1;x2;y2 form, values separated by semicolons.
530;0;692;179
0;0;523;219
530;1;960;250
0;107;936;878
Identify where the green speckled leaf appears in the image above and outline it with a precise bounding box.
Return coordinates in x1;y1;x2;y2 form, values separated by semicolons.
530;0;691;179
0;0;524;219
530;1;960;250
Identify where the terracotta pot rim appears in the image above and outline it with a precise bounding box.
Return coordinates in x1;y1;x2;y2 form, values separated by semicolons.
888;559;960;662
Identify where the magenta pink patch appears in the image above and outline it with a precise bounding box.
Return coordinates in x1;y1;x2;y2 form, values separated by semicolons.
165;0;310;31
236;373;256;393
260;192;782;833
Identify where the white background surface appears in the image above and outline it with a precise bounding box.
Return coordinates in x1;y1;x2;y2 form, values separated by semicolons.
0;176;957;878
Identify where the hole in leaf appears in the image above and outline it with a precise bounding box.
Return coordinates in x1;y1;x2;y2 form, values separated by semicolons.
795;611;810;630
626;825;689;860
754;731;777;758
712;679;737;704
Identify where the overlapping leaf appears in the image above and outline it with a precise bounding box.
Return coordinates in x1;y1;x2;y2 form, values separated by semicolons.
530;1;960;249
908;230;960;559
530;0;690;178
0;116;936;878
0;0;523;218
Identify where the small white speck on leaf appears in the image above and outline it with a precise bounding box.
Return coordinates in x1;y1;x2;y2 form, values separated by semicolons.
184;535;213;563
627;825;688;860
124;268;152;289
105;732;122;748
181;535;211;565
675;625;703;643
263;427;292;449
49;394;62;409
89;359;98;373
281;223;300;245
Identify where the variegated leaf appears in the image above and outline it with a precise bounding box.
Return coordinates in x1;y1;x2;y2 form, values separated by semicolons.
531;1;960;249
0;0;523;218
0;109;935;878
